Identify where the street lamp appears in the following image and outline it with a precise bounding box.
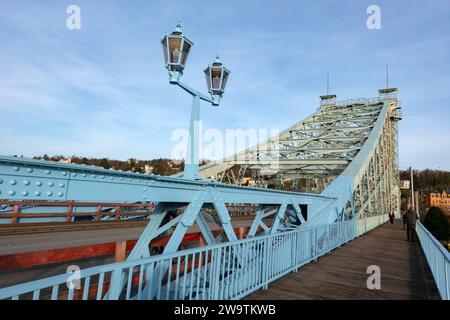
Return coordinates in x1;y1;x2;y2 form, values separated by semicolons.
204;56;230;107
161;23;230;180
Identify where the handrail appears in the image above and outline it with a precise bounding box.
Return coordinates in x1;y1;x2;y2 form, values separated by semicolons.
0;220;356;300
416;222;450;300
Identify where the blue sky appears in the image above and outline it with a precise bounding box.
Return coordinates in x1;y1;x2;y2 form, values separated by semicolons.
0;0;449;170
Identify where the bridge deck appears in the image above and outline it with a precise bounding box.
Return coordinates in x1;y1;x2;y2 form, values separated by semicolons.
247;220;440;300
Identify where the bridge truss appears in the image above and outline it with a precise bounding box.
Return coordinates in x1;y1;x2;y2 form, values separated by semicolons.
0;88;402;300
196;89;402;224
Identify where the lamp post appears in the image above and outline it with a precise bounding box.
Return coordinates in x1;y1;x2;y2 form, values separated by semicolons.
161;23;230;180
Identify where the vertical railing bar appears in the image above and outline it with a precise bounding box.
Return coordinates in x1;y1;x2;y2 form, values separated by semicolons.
258;240;263;285
216;247;223;300
267;237;276;284
221;246;229;299
166;257;173;300
207;251;215;300
51;284;60;301
195;252;202;300
182;254;189;300
315;228;318;259
277;235;282;275
242;242;249;294
202;250;209;300
445;260;449;300
189;253;196;300
137;264;144;300
223;247;230;299
229;246;235;300
32;289;40;300
240;244;246;295
251;241;256;288
267;236;272;286
156;260;164;300
68;287;74;300
144;262;156;300
268;237;273;282
96;273;105;300
294;233;299;269
125;266;133;300
82;277;90;300
212;247;222;300
175;256;181;300
233;246;239;298
289;233;293;271
275;236;279;275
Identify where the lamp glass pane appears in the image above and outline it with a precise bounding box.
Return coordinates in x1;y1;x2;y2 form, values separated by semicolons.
204;67;212;91
221;70;229;91
162;38;169;64
211;67;222;90
181;41;191;65
168;37;182;64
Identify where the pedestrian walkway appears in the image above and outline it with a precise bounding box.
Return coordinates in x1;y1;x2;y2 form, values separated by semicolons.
247;220;440;300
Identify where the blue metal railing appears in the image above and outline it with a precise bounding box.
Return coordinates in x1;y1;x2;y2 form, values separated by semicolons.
0;220;356;300
416;222;450;300
356;214;389;236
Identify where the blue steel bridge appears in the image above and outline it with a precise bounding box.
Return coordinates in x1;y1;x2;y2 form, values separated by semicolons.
0;89;448;300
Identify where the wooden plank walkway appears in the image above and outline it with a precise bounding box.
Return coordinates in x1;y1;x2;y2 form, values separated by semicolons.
247;220;440;300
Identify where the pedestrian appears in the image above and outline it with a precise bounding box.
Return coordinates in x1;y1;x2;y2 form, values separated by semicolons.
406;209;419;242
389;211;395;224
402;211;407;230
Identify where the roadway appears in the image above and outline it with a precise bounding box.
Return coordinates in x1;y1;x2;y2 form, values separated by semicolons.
0;215;260;288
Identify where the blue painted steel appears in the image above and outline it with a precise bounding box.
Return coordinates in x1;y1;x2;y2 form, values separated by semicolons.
184;94;201;180
0;155;334;205
416;222;450;300
0;220;355;300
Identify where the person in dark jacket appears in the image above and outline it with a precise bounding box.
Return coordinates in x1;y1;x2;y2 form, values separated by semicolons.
406;209;419;242
402;212;407;230
389;212;395;224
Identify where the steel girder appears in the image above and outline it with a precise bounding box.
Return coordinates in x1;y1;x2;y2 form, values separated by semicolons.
194;99;385;192
308;97;402;226
191;93;402;226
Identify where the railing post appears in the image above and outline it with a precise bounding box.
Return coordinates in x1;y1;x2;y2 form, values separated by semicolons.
116;206;121;220
211;248;222;299
338;223;341;246
11;205;19;224
262;237;270;289
108;267;124;300
314;227;318;260
293;232;299;271
67;203;73;222
97;205;101;221
115;240;127;262
445;261;449;300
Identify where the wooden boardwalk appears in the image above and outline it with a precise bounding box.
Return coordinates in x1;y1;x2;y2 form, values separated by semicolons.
247;220;440;300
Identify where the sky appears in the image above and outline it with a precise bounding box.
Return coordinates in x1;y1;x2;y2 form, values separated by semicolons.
0;0;449;170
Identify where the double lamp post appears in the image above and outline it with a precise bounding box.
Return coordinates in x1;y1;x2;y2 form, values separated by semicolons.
161;23;230;180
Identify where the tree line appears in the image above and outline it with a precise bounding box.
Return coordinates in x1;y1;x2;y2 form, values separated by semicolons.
32;155;190;176
400;169;450;192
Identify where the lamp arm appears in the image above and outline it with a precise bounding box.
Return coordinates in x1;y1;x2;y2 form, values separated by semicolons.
176;81;214;104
